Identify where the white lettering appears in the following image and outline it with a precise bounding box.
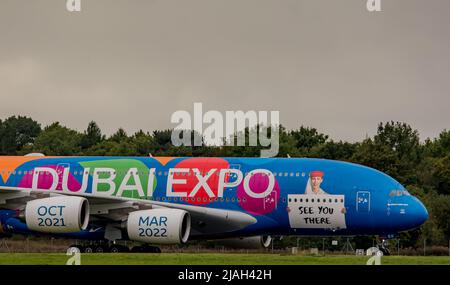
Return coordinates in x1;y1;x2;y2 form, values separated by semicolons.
189;168;216;198
92;168;116;196
243;169;275;198
217;169;243;197
66;0;81;12
32;167;58;191
166;168;189;197
116;168;145;197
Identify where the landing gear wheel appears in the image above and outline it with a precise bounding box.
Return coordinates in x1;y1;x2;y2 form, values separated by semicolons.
131;245;161;253
110;246;120;253
84;246;94;253
67;245;83;253
95;246;105;253
143;246;161;253
131;246;143;253
109;245;129;253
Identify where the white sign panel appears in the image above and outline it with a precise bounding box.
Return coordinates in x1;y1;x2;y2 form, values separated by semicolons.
288;194;347;230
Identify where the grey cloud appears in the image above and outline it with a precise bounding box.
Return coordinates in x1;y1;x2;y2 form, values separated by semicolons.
0;0;449;140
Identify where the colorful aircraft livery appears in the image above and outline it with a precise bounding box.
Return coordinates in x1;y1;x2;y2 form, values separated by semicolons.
0;156;429;250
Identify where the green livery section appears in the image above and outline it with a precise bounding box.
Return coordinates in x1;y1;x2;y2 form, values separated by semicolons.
79;159;157;198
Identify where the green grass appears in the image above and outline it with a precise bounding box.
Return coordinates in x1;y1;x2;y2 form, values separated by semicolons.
0;253;449;265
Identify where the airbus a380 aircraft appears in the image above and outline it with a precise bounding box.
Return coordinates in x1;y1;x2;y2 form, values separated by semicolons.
0;155;428;252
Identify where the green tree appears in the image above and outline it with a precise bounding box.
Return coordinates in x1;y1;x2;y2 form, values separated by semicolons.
289;126;329;155
0;116;41;154
351;121;422;185
80;121;104;149
425;130;450;158
310;141;357;161
132;130;154;156
110;128;128;143
434;154;450;194
32;122;82;155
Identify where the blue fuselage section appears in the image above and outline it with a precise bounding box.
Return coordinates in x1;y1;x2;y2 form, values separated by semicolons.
0;156;428;239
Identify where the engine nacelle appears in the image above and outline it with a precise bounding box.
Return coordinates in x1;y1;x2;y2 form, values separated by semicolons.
127;209;191;244
25;196;90;233
214;236;272;249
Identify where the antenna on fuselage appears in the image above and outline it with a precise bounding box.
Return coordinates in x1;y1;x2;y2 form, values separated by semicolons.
287;154;291;158
149;153;153;157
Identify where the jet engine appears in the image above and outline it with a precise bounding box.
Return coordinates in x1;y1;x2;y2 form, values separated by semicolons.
214;236;272;249
25;196;90;233
127;208;191;244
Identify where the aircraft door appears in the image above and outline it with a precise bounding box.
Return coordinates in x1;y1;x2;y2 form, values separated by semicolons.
56;163;70;189
356;191;371;212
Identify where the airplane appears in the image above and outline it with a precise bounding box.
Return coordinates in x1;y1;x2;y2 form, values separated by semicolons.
0;154;428;253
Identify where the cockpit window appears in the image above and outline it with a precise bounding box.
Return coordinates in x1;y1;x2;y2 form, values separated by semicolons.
389;189;410;197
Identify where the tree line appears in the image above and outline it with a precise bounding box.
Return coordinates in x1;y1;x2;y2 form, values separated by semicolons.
0;115;449;249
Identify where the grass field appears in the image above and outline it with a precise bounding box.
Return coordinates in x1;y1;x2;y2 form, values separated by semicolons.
0;253;449;265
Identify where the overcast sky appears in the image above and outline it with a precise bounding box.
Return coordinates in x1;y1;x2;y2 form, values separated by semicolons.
0;0;449;142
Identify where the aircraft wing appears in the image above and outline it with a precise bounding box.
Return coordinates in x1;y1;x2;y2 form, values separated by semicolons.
0;187;257;237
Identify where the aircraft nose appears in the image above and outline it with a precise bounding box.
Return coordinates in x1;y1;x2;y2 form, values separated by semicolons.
410;197;429;228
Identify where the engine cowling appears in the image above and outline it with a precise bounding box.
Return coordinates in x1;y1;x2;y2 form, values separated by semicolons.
214;236;272;249
127;209;191;244
25;196;90;233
